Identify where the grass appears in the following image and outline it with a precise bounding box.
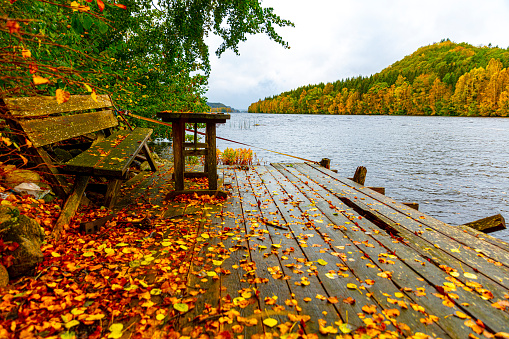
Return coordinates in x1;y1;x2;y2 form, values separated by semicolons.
217;148;258;166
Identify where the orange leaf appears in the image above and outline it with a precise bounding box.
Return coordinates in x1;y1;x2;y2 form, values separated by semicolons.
327;296;339;304
362;304;377;314
33;75;49;85
97;0;105;11
112;3;127;9
56;89;71;104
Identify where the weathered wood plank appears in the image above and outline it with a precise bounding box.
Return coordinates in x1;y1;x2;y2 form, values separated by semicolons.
256;165;388;331
18;110;118;147
461;213;506;234
272;163;452;337
4;94;112;117
219;169;264;336
291;163;509;331
64;127;153;177
236;168;340;335
307;162;509;268
278;163;509;336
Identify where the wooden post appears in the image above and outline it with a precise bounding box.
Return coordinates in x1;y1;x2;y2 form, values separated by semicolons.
172;119;185;191
319;158;331;169
206;122;217;190
461;214;506;233
52;175;90;240
352;166;367;185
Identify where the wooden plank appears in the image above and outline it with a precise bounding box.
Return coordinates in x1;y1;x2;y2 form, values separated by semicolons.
280;167;508;334
461;213;506;234
256;165;387;331
291;164;509;326
4;94;112;117
64;127;153;177
184;142;208;148
184;149;208;157
236;168;340;335
19;110;118;147
307;163;509;268
271;163;452;337
218;169;264;336
176;204;223;333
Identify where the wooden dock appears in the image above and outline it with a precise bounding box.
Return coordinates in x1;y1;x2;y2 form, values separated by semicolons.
118;162;509;338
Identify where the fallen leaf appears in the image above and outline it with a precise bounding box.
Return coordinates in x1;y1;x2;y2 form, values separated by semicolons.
263;317;278;327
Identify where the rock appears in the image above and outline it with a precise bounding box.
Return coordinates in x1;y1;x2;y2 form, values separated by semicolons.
6;237;43;278
0;264;8;287
0;208;45;247
0;206;45;278
3;169;40;186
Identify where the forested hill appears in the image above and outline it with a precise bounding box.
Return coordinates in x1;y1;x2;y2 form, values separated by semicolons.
248;40;509;116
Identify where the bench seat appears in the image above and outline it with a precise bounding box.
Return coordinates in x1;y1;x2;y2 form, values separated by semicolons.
64;127;155;177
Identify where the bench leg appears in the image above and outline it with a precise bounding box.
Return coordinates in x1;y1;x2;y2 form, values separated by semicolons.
104;179;122;209
52;176;90;240
142;143;157;172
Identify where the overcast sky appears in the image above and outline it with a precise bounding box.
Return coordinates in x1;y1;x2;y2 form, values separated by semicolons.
204;0;509;110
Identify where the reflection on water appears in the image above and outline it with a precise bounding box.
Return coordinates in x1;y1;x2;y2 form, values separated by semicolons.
214;113;509;242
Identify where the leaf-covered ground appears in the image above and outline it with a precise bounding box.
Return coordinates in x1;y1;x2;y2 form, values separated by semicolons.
0;178;226;339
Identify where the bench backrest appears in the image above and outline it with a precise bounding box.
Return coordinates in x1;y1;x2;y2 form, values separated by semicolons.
3;94;118;147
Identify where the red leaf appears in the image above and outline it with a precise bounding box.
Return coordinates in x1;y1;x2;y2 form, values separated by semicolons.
97;0;105;11
112;3;127;9
6;20;20;34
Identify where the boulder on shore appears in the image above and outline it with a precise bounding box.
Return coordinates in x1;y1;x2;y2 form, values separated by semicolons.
0;206;45;279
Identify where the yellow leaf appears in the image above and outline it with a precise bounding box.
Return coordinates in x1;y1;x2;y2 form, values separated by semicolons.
201;233;210;239
33;75;49;85
464;272;478;279
65;319;80;329
91;91;98;102
156;314;165;321
174;303;188;312
212;260;223;266
51;252;61;257
263;317;278;327
108;323;123;339
84;83;93;92
346;283;357;289
317;259;328;266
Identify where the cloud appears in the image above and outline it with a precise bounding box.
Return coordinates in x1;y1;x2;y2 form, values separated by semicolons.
205;0;509;110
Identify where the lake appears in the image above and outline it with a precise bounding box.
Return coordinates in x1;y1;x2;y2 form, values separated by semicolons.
214;113;509;242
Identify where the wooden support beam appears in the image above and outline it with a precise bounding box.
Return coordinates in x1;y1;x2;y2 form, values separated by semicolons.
52;176;90;240
368;187;385;195
402;202;419;210
461;213;506;234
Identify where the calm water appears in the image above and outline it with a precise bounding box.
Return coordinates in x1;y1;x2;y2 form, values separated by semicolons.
215;113;509;242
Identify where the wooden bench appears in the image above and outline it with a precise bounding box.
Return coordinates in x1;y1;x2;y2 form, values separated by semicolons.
1;94;157;236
